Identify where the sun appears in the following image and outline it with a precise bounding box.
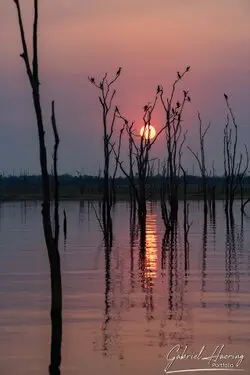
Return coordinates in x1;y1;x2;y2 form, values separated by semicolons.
140;124;156;140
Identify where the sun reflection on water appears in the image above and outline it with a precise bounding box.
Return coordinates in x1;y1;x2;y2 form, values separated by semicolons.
145;211;158;279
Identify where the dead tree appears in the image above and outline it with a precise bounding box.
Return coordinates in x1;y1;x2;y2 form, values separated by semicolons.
239;145;249;214
208;161;216;217
128;123;137;222
179;132;192;263
13;1;62;373
160;159;170;229
223;94;248;215
113;94;167;241
63;209;67;242
180;165;192;245
160;129;187;232
89;69;122;246
159;66;191;222
187;112;211;215
111;125;124;205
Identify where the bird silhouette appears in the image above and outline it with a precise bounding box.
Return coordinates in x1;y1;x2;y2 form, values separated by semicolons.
224;93;228;100
116;67;122;76
177;72;181;79
157;85;162;94
186;66;190;71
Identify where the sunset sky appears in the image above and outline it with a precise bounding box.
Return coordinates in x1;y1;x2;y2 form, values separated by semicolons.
0;0;249;175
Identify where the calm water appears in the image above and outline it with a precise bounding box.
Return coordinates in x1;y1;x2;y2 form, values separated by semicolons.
0;200;250;374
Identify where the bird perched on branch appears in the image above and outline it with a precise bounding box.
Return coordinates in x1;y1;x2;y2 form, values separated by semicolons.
116;67;122;76
224;93;228;100
157;84;162;94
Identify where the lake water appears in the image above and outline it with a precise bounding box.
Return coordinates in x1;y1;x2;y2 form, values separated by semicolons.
0;200;250;374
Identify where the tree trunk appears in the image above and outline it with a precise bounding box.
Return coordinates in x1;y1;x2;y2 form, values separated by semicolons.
13;2;63;373
49;245;62;375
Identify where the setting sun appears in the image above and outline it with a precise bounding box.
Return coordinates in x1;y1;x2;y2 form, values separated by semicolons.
140;124;156;140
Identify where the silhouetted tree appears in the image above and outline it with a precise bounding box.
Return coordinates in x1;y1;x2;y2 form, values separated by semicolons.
159;67;191;222
160;158;170;229
63;209;67;242
13;1;62;373
113;94;166;239
188;112;211;215
223;94;248;215
180;165;192;246
239;147;249;214
128;123;137;219
89;70;123;246
208;161;216;218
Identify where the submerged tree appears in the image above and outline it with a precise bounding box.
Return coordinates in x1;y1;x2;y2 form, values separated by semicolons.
208;161;216;218
113;94;167;244
159;67;191;223
111;68;190;239
187;112;211;215
223;94;248;215
180;164;192;248
239;147;249;215
89;70;123;247
13;1;62;373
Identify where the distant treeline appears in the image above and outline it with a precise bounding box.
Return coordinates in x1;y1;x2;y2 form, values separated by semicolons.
0;173;250;186
0;173;250;200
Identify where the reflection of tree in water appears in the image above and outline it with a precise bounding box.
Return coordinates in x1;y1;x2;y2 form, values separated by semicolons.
201;214;208;308
78;201;84;224
225;213;241;344
129;205;138;294
99;203;196;356
210;207;216;255
159;220;193;347
225;214;240;306
20;200;27;224
241;214;250;277
99;203;139;360
101;245;124;359
102;248;110;354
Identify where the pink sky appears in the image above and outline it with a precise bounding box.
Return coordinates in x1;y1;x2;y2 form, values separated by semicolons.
0;0;249;174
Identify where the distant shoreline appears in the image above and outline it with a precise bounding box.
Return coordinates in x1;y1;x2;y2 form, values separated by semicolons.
0;174;249;202
0;191;243;202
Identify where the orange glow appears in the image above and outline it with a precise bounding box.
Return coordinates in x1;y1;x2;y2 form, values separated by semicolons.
145;212;157;278
140;125;156;140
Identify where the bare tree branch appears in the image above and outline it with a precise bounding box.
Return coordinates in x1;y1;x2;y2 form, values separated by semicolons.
51;101;60;245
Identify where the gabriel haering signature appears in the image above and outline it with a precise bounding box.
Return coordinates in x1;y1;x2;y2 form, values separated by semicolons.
164;344;245;373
